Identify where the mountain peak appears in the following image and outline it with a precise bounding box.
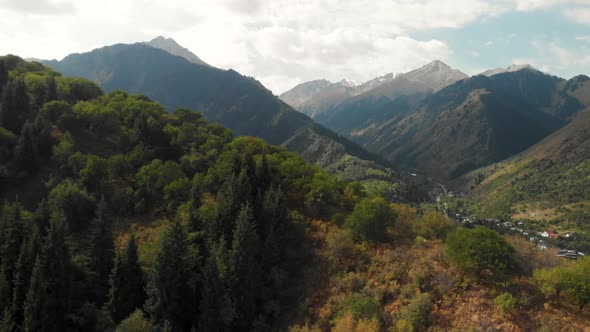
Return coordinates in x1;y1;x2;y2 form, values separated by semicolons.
402;60;468;91
144;36;210;67
480;64;539;77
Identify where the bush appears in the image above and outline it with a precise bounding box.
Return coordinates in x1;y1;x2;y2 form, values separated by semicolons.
398;292;432;332
48;179;96;231
340;294;383;322
326;228;354;262
446;227;517;279
415;211;455;240
344;197;396;243
115;310;152;332
494;292;518;315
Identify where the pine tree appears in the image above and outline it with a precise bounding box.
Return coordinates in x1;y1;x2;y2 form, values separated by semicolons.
22;257;43;332
199;238;234;332
45;76;57;104
14;122;36;174
216;173;239;242
108;235;145;323
0;61;7;96
0;202;25;296
145;221;195;330
0;266;11;315
88;198;115;305
0;307;15;332
0;78;29;134
38;214;72;331
237;167;253;205
11;226;40;327
33;199;50;236
229;203;260;329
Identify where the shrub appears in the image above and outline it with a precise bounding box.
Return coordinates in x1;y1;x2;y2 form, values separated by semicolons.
446;227;517;279
340;294;383;322
48;179;95;231
326;228;354;262
415;211;455;240
494;293;518;315
115;310;152;332
398;292;433;332
344;197;396;243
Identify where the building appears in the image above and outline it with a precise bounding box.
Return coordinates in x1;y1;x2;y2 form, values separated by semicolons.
540;230;558;239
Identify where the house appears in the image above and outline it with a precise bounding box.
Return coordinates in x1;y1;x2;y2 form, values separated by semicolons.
541;230;558;238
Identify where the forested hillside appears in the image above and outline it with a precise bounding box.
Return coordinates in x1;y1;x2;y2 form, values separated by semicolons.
0;56;366;330
43;44;404;200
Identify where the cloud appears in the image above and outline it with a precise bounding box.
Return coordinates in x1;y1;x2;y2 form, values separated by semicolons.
513;0;589;11
563;7;590;25
577;35;590;42
0;0;74;15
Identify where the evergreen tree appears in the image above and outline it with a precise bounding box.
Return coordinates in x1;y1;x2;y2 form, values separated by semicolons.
88;198;115;305
0;60;7;96
145;221;195;330
199;238;234;332
38;214;72;331
22;257;42;332
0;267;11;315
229;203;260;329
0;78;29;134
32;199;50;236
0;202;25;295
11;226;40;327
0;307;15;332
108;235;145;323
237;167;253;206
14;122;36;174
45;76;57;104
216;173;239;242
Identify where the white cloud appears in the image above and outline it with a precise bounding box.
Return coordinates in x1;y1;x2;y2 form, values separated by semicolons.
563;7;590;25
576;35;590;42
0;0;507;93
513;0;590;11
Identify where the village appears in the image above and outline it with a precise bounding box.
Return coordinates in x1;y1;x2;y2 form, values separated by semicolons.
437;192;586;260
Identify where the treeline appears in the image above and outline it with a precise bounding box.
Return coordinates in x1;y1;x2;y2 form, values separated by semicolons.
0;56;363;331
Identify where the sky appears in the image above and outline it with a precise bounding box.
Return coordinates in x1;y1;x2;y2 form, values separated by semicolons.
1;0;590;94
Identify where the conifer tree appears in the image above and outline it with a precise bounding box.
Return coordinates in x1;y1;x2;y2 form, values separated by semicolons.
145;221;195;330
88;198;115;305
14;122;36;174
0;202;25;295
0;60;7;96
108;235;145;323
11;226;40;327
23;257;43;332
38;214;72;331
0;307;15;332
45;76;57;104
229;203;260;329
0;266;11;315
199;237;234;332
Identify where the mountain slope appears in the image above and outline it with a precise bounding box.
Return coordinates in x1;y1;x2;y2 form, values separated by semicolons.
42;43;402;194
352;69;588;180
466;106;590;217
144;36;210;67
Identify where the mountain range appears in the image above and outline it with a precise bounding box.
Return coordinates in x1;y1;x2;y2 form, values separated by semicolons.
281;61;589;180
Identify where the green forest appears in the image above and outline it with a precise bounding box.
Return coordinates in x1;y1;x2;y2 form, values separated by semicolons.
2;57;590;331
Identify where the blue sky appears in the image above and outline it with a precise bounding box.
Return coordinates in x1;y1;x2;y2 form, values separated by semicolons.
413;7;590;78
1;0;590;92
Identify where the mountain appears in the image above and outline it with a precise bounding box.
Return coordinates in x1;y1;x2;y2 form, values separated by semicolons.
42;43;403;196
280;60;466;119
144;36;210;67
349;69;589;180
466;99;590;217
480;64;536;77
401;60;468;91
